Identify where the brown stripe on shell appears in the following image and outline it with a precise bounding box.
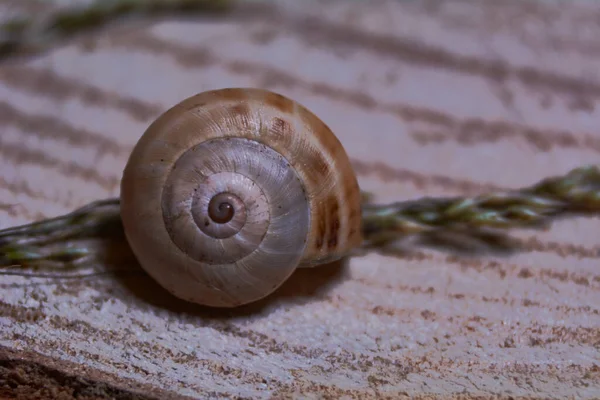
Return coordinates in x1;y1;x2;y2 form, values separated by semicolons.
262;91;296;114
220;103;255;135
291;101;363;264
228;103;252;124
296;143;332;190
326;195;341;250
313;200;327;250
208;87;253;103
265;116;295;151
345;185;362;244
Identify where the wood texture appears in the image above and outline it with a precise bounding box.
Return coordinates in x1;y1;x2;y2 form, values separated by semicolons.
1;0;600;398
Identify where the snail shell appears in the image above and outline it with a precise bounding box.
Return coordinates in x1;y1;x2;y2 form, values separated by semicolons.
120;88;362;307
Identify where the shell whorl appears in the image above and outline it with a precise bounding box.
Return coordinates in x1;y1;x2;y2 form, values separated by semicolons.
120;88;362;307
161;136;310;266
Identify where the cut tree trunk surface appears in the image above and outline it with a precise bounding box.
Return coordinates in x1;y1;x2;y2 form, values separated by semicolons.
1;0;599;399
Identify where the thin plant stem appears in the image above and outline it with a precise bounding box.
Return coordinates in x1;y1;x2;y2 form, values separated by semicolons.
0;199;122;269
1;165;599;270
361;165;600;246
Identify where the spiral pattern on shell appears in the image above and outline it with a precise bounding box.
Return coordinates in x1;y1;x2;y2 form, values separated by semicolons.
161;137;309;266
120;88;362;307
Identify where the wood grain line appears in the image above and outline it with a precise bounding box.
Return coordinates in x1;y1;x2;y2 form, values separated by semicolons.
44;317;291;392
116;33;598;154
516;237;600;259
2;336;218;400
0;336;574;400
0;175;45;202
0;207;44;223
2;299;595;382
351;159;504;194
0;178;74;224
411;125;600;153
234;3;600;99
0;302;419;388
0;344;191;400
0;66;163;122
3;261;597;318
362;250;599;290
350;277;600;317
395;0;600;60
2;303;260;390
0;100;129;157
0;139;119;190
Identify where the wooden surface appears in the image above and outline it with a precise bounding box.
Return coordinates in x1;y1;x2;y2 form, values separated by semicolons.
1;0;600;398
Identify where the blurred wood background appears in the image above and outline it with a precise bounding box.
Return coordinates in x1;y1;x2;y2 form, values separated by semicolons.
1;0;599;398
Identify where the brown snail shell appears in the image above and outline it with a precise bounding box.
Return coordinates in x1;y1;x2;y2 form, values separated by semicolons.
120;88;362;308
